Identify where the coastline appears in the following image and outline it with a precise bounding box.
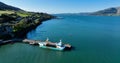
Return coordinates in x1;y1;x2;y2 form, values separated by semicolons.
13;17;54;38
0;15;56;45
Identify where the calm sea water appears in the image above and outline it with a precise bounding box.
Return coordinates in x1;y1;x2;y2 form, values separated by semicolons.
0;14;120;63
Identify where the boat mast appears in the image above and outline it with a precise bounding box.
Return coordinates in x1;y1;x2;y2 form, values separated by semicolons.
46;37;49;42
60;40;62;43
57;39;62;46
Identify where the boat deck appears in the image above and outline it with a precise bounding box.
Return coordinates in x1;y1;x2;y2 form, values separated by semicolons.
23;39;72;48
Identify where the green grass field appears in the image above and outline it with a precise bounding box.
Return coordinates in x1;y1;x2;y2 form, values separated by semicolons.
16;12;31;17
0;10;14;14
0;10;32;17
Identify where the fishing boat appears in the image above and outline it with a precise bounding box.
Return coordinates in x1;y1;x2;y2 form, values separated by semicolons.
38;38;72;51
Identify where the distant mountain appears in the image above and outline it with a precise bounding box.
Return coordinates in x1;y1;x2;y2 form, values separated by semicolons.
91;7;120;16
57;7;120;16
0;2;22;11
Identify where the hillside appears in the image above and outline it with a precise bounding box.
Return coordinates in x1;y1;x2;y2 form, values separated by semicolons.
91;7;120;16
0;2;22;11
0;2;55;40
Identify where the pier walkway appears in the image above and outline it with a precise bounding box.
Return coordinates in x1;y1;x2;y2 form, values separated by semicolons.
0;39;72;50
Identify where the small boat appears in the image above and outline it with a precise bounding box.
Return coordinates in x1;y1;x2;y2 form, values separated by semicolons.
38;38;72;51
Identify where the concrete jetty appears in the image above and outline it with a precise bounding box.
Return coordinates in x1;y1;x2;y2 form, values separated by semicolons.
0;39;21;45
0;39;41;45
0;39;72;50
22;39;40;45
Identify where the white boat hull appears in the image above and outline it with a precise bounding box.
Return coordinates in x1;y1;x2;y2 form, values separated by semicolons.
38;42;65;51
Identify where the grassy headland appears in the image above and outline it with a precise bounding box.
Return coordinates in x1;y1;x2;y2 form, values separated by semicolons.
0;10;55;40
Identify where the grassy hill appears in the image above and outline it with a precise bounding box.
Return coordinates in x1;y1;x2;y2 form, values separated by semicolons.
0;2;22;11
0;10;14;14
0;1;55;40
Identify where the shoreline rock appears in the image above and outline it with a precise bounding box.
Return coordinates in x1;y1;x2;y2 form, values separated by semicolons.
0;17;55;45
0;1;56;45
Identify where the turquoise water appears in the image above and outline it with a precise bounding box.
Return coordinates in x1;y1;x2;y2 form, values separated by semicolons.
0;15;120;63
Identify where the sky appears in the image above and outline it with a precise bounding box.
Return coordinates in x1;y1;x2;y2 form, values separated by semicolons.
0;0;120;14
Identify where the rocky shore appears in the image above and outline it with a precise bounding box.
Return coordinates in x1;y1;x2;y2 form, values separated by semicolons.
0;12;56;45
0;12;55;40
0;1;56;45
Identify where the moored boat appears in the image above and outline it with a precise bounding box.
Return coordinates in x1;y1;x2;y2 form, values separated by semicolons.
38;38;72;51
